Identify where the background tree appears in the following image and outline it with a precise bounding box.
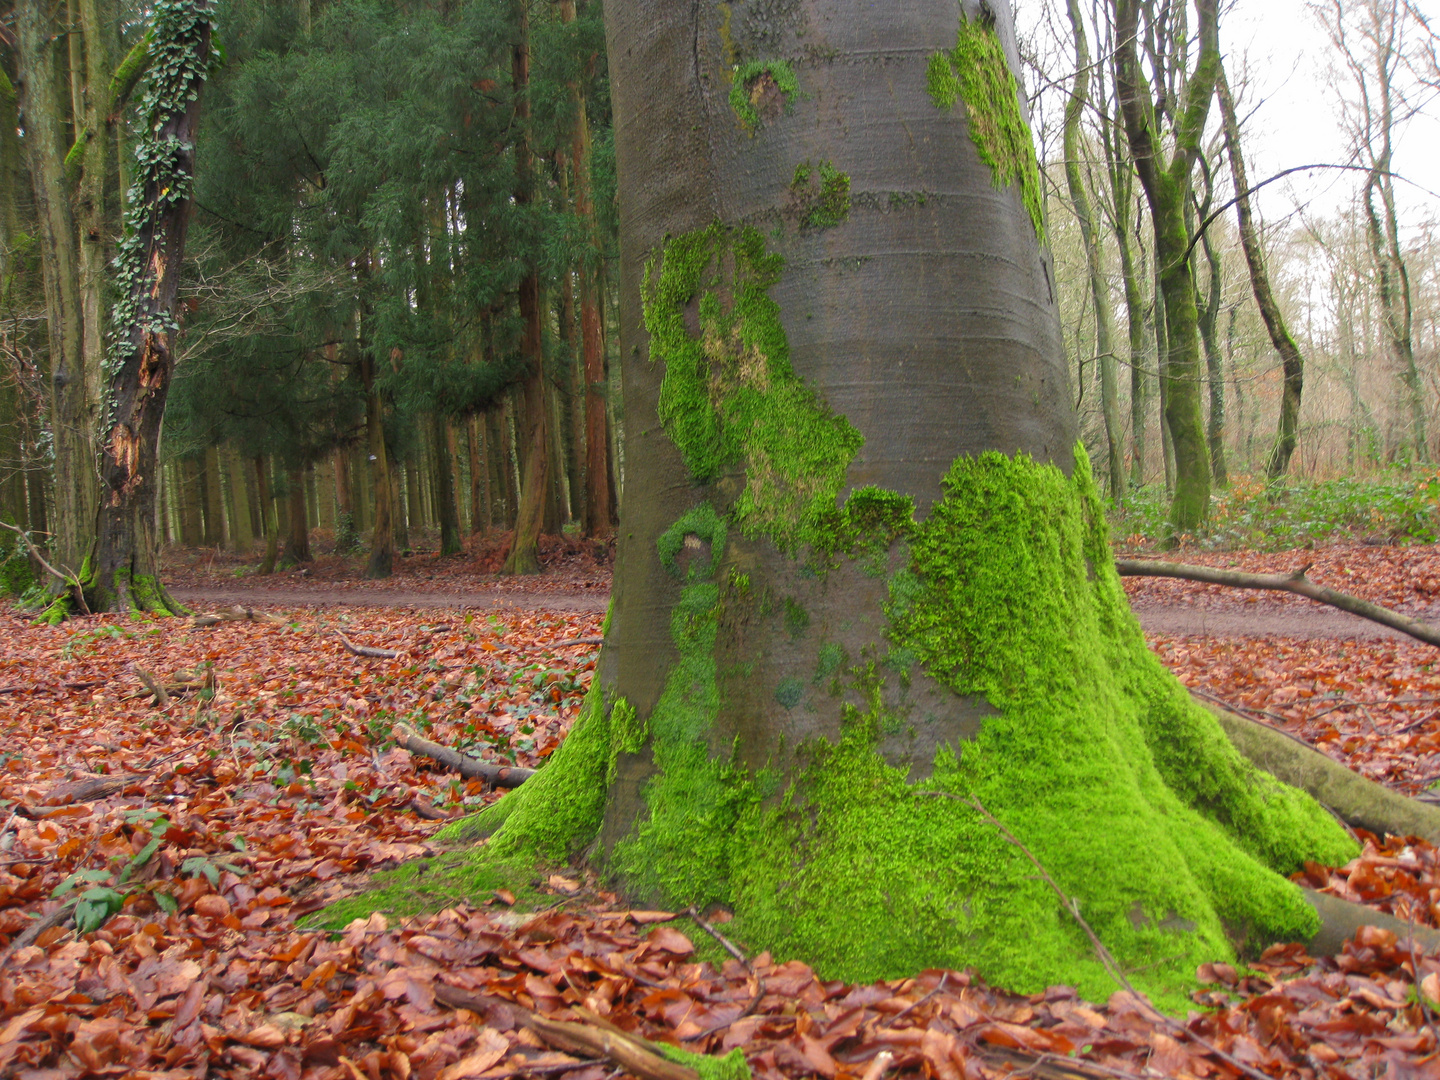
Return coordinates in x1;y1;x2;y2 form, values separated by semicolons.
1111;0;1220;534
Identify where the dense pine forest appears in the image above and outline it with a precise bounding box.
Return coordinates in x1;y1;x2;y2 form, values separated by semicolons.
2;0;1439;604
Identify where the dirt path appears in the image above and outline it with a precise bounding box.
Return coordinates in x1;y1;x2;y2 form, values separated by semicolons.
170;583;1430;641
169;584;611;614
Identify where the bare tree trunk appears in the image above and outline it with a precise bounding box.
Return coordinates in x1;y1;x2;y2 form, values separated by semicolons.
225;446;253;553
1062;0;1124;502
436;413;462;555
1113;0;1219;534
363;355;395;578
254;456;278;575
1215;71;1303;482
17;0;95;578
503;2;548;575
283;467;311;563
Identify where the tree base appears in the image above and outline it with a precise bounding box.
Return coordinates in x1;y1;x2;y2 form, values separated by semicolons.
328;452;1358;1007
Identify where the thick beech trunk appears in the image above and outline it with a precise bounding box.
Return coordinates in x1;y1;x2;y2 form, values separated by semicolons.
369;0;1362;1007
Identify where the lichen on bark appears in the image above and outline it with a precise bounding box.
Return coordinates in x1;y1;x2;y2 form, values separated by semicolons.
926;16;1045;242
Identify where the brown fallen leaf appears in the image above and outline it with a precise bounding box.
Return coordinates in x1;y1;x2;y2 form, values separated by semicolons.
438;1028;511;1080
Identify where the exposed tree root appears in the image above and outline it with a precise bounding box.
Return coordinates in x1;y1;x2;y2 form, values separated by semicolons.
1117;558;1440;648
1203;697;1440;843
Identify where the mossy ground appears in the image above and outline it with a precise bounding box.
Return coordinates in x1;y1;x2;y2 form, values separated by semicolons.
327;225;1356;1008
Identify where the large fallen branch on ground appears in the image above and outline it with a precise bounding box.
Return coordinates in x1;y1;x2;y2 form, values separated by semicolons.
394;723;535;788
191;605;282;628
1116;558;1440;648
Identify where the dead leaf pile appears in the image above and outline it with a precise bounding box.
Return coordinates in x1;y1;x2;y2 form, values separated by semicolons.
3;551;1440;1078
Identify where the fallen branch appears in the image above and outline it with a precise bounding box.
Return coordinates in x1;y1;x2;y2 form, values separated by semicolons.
192;605;282;628
338;632;401;659
393;723;535;788
0;520;89;615
433;983;702;1080
133;667;169;707
0;903;74;971
686;906;764;1037
1116;558;1440;648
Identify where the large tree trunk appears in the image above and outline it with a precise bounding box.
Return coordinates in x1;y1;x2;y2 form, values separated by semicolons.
86;0;210;615
410;0;1356;1005
17;0;97;581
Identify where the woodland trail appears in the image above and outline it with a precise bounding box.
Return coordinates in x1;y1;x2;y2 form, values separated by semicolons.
170;581;1421;639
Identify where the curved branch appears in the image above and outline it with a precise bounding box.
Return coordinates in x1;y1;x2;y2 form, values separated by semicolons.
1116;558;1440;649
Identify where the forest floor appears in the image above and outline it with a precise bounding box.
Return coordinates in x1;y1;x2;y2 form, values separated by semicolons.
4;541;1440;1077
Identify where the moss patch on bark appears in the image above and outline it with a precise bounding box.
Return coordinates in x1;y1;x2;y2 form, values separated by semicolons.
927;16;1045;242
643;223;863;553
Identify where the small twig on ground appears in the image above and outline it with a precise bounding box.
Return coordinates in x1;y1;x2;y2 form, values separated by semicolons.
133;667;169;707
1409;907;1436;1030
890;971;948;1023
858;1050;894;1080
337;632;401;659
968;797;1275;1080
1189;687;1294;726
0;903;74;970
685;905;765;1037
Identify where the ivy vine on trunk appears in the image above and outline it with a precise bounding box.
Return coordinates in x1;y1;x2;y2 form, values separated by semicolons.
83;0;213;616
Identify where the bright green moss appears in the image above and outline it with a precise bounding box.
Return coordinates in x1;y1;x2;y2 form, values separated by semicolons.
927;17;1046;242
654;1043;749;1080
729;59;798;129
791;160;851;229
642;224;864;553
435;682;614;859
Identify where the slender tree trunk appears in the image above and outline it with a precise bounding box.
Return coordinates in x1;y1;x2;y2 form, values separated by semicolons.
435;413;462;555
1113;0;1217;535
17;0;96;578
503;3;549;575
468;414;490;533
282;467;311;563
1215;71;1302;482
363;355;395;578
202;445;224;545
225;445;253;553
1061;0;1124;502
1196;231;1229;488
254;456;278;575
333;446;356;551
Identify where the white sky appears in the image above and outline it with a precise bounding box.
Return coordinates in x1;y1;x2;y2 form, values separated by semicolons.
1016;0;1440;229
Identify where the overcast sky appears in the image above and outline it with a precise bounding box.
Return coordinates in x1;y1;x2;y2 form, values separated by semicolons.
1015;0;1440;229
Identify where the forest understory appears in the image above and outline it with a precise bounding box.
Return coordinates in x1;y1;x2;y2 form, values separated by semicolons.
6;542;1440;1078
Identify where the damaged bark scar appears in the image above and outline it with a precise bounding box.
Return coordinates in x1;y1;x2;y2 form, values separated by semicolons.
107;424;144;505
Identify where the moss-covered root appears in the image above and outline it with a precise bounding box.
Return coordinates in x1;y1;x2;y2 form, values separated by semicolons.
85;568;188;616
1207;700;1440;844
